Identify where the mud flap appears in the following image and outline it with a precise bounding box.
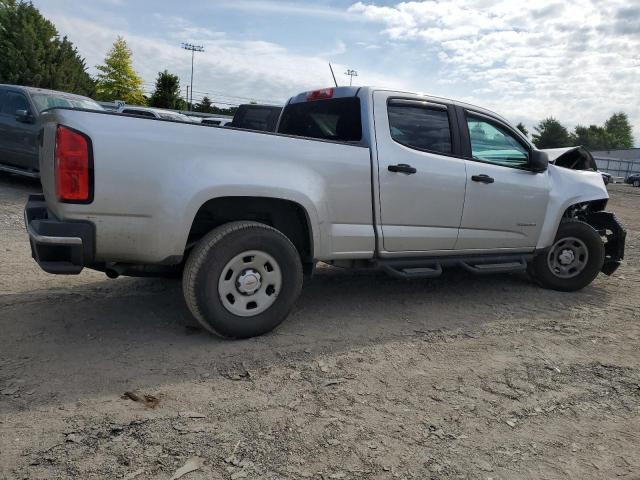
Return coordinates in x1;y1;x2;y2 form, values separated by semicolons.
586;211;626;275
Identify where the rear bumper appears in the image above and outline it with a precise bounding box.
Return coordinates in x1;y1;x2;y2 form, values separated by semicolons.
24;194;95;274
586;211;626;275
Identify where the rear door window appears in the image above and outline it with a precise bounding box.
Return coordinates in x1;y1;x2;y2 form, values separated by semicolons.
387;100;452;154
278;97;362;142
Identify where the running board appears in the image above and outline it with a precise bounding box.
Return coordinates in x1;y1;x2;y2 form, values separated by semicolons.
378;254;531;280
0;163;40;178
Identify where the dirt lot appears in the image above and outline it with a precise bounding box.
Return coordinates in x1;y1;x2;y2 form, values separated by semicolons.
1;174;639;480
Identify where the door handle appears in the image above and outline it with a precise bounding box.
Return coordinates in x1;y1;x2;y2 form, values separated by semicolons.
471;174;494;184
388;163;417;174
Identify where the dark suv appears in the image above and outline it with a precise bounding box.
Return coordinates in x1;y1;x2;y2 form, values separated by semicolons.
625;174;640;187
0;85;103;177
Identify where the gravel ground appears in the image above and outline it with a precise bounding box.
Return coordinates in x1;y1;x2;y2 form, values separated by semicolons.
1;174;639;480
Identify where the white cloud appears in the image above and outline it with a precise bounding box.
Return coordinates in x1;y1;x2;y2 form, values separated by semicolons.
350;0;640;144
43;13;401;106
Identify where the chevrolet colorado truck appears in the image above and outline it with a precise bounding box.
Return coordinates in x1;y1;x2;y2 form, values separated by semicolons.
24;86;626;338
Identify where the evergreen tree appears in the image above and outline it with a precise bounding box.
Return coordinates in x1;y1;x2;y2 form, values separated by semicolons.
0;0;94;95
95;36;145;104
604;112;634;149
516;122;529;137
531;118;571;149
149;70;184;109
195;96;213;113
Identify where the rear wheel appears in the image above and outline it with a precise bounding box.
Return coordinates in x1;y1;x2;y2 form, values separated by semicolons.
529;220;604;292
183;221;303;338
633;179;640;187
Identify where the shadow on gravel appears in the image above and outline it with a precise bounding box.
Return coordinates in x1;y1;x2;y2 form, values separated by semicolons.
0;172;41;193
0;265;611;411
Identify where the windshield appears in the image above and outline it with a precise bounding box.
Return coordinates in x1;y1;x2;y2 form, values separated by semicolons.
31;93;103;113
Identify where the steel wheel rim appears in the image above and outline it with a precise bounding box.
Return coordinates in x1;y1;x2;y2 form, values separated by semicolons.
218;250;282;317
547;236;589;279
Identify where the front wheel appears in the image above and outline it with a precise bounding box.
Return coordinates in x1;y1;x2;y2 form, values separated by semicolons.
183;221;303;338
529;220;604;292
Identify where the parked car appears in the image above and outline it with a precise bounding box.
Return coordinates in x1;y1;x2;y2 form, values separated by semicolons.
25;86;625;339
201;116;232;127
230;104;282;131
0;85;103;177
625;173;640;187
117;106;196;123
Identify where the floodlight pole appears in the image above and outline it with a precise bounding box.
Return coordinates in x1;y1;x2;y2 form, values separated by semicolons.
181;43;204;110
344;69;358;86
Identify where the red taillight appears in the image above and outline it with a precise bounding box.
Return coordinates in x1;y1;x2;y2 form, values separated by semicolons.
306;88;334;101
55;126;91;203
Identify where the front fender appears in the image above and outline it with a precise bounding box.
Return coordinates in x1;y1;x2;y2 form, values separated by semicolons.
536;164;608;249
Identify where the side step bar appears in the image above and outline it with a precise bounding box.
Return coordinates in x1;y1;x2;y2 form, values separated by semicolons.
378;254;532;280
0;163;40;178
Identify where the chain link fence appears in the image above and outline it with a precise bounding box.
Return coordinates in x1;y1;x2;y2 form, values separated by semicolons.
592;149;640;180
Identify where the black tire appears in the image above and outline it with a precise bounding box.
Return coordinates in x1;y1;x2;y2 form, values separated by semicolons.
529;220;604;292
183;221;303;338
633;180;640;188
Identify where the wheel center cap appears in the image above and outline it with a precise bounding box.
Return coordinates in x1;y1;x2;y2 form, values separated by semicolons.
558;249;575;265
237;269;262;295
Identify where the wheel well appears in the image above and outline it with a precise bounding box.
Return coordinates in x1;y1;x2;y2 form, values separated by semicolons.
562;199;607;222
187;197;313;263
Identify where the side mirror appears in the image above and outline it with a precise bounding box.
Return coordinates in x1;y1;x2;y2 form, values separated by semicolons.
15;109;34;124
530;150;549;173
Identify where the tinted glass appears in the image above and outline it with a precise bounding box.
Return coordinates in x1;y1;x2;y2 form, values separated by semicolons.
30;93;102;112
278;97;362;141
2;92;29;115
122;109;156;118
467;116;529;167
234;107;280;131
388;103;451;154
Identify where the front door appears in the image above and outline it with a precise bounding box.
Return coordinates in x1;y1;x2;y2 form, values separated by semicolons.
456;111;550;250
0;90;39;170
374;92;467;252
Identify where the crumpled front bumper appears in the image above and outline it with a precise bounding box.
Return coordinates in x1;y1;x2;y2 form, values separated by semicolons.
24;194;95;274
586;211;626;275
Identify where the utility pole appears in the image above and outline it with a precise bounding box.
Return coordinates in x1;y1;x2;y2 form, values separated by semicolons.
344;69;358;86
181;43;204;111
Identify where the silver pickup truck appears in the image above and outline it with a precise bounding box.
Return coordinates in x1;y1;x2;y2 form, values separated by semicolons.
25;86;625;338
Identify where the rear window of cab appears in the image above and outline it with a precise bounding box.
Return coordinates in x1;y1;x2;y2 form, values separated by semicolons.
278;97;362;142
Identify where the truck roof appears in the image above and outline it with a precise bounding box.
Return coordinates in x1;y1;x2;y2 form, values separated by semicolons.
288;85;513;128
0;84;94;101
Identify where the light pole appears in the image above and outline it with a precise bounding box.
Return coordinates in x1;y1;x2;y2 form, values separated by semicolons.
344;69;358;86
181;43;204;110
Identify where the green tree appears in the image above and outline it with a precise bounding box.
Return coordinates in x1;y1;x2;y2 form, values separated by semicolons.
516;122;529;137
531;117;571;149
95;36;145;104
0;0;94;95
195;96;213;113
570;125;612;150
604;112;634;148
149;70;184;109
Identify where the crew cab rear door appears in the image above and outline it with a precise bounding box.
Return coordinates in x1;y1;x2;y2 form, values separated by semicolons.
374;91;466;252
456;108;549;250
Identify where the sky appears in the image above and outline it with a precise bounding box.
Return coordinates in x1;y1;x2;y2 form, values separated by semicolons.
35;0;640;143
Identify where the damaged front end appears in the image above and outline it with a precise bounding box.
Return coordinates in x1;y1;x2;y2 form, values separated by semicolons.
586;211;626;275
545;146;626;275
565;202;627;276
